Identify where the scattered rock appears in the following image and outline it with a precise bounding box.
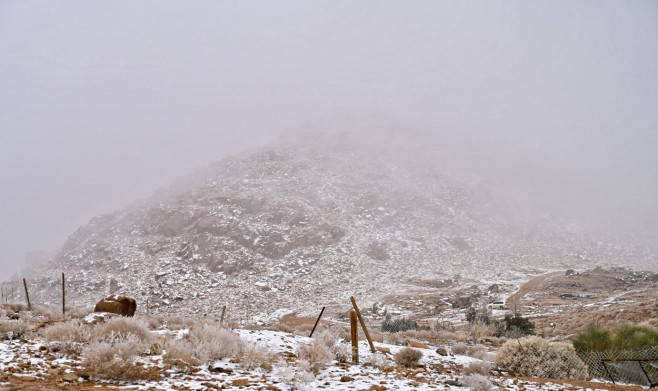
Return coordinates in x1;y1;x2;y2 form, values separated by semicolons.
150;342;163;355
62;373;78;382
232;378;249;387
435;347;448;356
406;340;429;349
340;375;354;382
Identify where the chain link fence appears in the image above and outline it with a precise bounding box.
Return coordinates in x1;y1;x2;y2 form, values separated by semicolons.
578;347;658;387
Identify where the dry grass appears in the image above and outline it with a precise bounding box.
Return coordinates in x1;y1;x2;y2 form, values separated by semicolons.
394;347;423;368
467;344;489;360
162;338;200;371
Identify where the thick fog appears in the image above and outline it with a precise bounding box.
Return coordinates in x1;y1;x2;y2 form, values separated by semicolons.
1;1;657;281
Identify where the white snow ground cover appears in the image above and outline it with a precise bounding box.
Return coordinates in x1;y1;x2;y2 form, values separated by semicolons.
0;329;627;390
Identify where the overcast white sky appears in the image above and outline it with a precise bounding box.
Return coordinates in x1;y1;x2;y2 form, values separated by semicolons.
1;1;657;281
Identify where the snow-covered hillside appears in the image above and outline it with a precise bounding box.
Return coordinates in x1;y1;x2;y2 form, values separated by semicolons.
17;128;655;318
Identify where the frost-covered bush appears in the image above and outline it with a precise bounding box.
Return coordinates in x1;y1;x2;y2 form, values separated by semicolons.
297;339;334;373
496;336;588;380
237;344;277;372
277;360;315;390
462;373;496;391
464;360;493;376
394;347;423;367
43;319;91;354
83;333;159;380
0;319;31;340
92;316;152;342
451;342;469;355
188;323;243;362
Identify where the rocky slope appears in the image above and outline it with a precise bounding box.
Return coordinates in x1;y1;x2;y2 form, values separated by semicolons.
14;127;656;319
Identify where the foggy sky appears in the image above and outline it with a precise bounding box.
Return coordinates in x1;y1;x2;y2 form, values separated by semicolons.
1;1;657;281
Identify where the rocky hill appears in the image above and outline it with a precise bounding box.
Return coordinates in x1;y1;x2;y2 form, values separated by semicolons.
15;127;656;319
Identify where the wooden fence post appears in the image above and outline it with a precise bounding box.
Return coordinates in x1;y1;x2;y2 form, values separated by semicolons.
23;278;31;311
146;298;149;316
350;310;359;364
1;287;3;303
62;272;66;315
309;306;325;338
220;305;226;328
350;296;376;353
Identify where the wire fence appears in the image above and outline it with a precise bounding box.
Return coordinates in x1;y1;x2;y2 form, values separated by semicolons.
578;347;658;387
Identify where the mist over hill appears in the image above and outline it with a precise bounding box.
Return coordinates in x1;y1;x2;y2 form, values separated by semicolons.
16;127;657;318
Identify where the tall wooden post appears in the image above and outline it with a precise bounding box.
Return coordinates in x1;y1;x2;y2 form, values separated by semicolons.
350;310;359;364
350;296;376;353
1;287;4;303
23;278;31;311
62;273;66;315
146;298;150;316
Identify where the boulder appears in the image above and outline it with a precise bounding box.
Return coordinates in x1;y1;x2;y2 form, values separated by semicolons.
93;295;137;317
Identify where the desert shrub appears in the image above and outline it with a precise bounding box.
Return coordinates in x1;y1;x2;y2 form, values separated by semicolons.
573;322;658;353
313;330;351;363
237;344;277;372
466;308;492;325
65;306;93;319
276;360;314;390
464;360;493;376
42;319;91;354
92;316;152;342
163;338;200;371
470;322;496;341
31;305;63;320
467;344;489;360
297;340;334;373
188;323;243;362
363;352;392;369
0;319;31;340
382;332;406;346
83;333;159;381
451;342;469;355
462;373;496;391
496;336;588;380
381;315;420;333
394;347;423;368
501;313;535;338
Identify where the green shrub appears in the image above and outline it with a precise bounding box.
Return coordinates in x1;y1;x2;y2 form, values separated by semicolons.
381;315;420;333
573;322;658;352
501;313;535;338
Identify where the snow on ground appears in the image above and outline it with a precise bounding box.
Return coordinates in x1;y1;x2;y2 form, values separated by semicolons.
0;328;632;390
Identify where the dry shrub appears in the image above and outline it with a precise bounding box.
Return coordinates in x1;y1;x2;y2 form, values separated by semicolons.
313;330;351;362
451;342;469;355
467;344;488;360
277;360;314;390
394;347;423;368
496;336;588;380
43;319;91;354
297;339;334;373
31;305;63;321
163;339;200;371
363;352;392;369
83;333;159;381
462;373;496;391
470;322;496;342
464;360;493;376
0;319;31;340
92;316;152;342
383;332;406;346
0;307;6;318
188;323;243;362
236;344;277;371
65;306;93;319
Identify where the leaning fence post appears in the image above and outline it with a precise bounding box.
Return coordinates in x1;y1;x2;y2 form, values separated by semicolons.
350;296;376;353
62;272;66;315
309;306;325;338
350;310;359;364
1;287;3;303
23;278;31;311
